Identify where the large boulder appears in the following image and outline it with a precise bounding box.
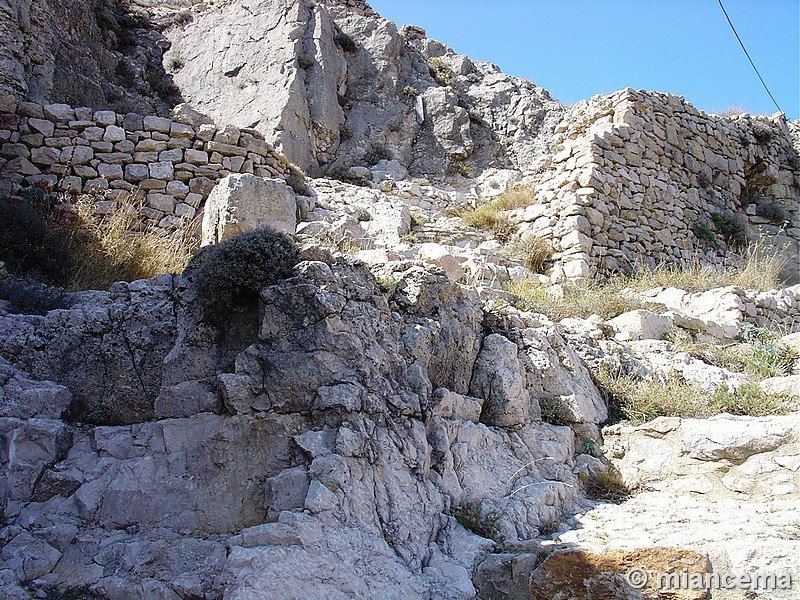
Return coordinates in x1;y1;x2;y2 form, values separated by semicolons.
201;174;298;245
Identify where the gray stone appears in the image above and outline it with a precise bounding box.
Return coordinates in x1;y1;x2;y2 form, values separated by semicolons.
201;174;297;244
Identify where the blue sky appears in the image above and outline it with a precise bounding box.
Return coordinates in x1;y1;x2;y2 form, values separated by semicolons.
369;0;799;120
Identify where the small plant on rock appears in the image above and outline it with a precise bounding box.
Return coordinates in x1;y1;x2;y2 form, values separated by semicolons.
752;122;773;145
753;198;788;224
579;466;630;503
298;55;314;69
710;212;747;249
429;57;454;87
333;31;357;53
190;228;299;324
691;220;718;248
452;501;501;539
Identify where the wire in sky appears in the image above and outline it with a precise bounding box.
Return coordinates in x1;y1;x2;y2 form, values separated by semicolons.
717;0;784;116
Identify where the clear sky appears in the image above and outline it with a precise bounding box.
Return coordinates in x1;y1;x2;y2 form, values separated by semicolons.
369;0;799;120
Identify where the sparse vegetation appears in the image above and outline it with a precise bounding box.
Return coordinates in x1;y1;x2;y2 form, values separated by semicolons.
503;236;553;274
298;55;314;69
665;328;798;379
70;196;197;291
579;467;630;503
448;157;472;178
505;278;641;321
0;191;195;292
455;185;535;242
753;197;789;224
190;227;299;324
0;194;73;285
593;366;794;424
0;279;68;315
333;31;357;53
691;220;717;247
752;122;774;145
429;57;454;87
402;85;417;99
452;501;501;539
711;211;747;249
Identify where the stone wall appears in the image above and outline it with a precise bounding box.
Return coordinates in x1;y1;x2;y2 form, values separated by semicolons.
519;89;800;281
0;95;301;229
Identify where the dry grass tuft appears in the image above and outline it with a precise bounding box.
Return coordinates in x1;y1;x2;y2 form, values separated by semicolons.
70;195;197;291
594;366;794;424
503;236;553;274
456;185;536;242
505;278;640;321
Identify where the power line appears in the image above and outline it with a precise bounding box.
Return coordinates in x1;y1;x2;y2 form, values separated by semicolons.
716;0;784;116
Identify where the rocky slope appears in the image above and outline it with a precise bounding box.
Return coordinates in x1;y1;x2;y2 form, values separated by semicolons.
1;0;800;598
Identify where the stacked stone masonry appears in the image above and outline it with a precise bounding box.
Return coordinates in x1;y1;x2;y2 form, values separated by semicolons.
520;89;800;280
0;99;299;229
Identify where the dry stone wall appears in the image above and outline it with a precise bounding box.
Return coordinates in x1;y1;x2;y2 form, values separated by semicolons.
0;96;300;229
519;89;800;281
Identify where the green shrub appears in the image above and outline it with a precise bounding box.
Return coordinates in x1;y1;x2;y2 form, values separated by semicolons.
429;58;454;87
333;31;357;53
691;221;718;248
298;55;314;69
754;198;788;224
0;196;73;285
452;501;501;539
710;212;747;249
190;228;299;323
0;279;68;315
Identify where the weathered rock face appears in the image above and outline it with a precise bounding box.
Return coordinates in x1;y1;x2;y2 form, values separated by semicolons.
0;0;180;114
0;258;609;598
162;0;565;176
555;413;800;600
201;174;299;245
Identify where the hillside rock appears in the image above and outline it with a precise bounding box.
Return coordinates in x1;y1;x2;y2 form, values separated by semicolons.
162;0;564;176
0;260;608;598
201;174;299;245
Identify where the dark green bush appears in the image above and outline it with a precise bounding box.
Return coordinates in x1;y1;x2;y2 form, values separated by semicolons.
754;198;788;224
190;228;299;323
0;279;68;315
711;212;747;249
334;31;357;53
0;197;73;285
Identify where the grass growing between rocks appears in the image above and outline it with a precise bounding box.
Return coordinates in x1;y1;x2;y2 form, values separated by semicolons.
505;240;789;322
455;185;535;242
0;191;197;293
594;367;794;424
579;467;630;503
667;327;798;380
502;236;553;274
623;246;786;293
70;197;197;291
505;278;641;321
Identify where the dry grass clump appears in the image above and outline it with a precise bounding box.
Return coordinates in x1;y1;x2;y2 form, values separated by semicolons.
618;242;787;293
578;467;630;503
505;278;640;321
594;366;794;424
503;236;553;274
456;185;536;242
70;195;197;291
